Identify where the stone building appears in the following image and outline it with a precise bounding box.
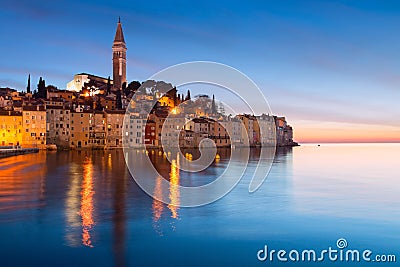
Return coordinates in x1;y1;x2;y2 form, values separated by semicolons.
88;111;106;149
106;110;125;148
223;117;243;146
209;119;231;147
256;114;276;146
22;105;46;149
123;114;145;148
70;111;91;148
274;116;296;146
144;119;156;146
46;105;71;148
237;114;255;146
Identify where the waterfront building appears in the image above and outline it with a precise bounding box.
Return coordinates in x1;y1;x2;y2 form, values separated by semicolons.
237;114;255;146
179;129;195;148
46;105;71;148
209;119;230;147
223;118;243;146
70;111;91;148
22;105;46;149
144;119;156;146
106;110;125;148
160;115;186;148
124;114;145;148
89;111;106;149
257;114;276;146
274;116;295;146
0;110;22;146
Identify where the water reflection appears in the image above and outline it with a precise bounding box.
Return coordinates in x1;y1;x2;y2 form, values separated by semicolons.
152;175;164;234
64;154;96;248
167;154;180;219
151;153;181;233
64;163;81;247
111;151;127;267
0;152;47;215
80;156;95;247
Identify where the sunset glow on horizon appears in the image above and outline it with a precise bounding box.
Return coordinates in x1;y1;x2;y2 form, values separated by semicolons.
295;122;400;143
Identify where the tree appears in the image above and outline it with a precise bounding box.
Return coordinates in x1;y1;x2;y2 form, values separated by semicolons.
125;81;141;96
218;102;225;115
27;74;31;94
185;89;191;101
46;85;58;91
106;76;111;95
211;94;217;114
122;82;127;95
116;90;122;109
36;77;47;99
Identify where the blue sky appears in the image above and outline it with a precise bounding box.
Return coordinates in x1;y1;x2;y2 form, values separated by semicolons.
1;0;399;142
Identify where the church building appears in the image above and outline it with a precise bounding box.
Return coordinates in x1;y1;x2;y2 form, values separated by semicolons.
66;19;127;93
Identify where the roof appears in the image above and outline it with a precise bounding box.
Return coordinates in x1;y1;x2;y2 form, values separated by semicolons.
105;110;125;114
22;105;46;111
46;105;64;110
0;110;22;116
192;118;209;123
114;20;125;43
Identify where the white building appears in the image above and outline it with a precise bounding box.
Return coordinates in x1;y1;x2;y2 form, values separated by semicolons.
123;114;145;148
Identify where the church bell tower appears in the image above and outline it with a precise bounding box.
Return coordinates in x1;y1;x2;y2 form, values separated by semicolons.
112;17;127;91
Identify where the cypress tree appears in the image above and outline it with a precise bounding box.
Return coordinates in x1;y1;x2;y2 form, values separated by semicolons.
27;74;31;94
116;89;122;109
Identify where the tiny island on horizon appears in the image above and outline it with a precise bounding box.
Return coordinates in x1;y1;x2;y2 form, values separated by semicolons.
0;18;298;153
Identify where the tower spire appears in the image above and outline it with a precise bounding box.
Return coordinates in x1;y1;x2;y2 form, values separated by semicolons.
112;18;127;90
114;18;125;43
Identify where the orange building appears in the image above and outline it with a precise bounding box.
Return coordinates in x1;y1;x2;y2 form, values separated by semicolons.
0;110;22;146
22;105;46;149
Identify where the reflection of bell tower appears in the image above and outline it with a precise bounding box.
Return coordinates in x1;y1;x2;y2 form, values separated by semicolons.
112;17;127;91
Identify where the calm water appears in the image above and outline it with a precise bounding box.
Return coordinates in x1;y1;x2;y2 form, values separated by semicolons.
0;144;399;266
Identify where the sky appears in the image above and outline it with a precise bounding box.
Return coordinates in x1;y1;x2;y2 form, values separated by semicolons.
0;0;399;143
